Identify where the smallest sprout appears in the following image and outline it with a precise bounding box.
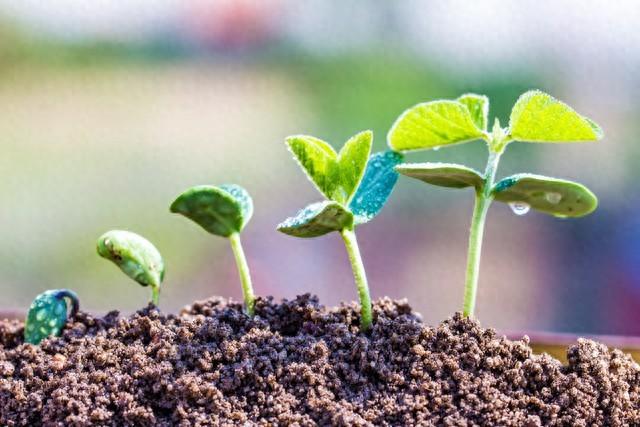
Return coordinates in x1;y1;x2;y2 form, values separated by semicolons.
97;230;166;305
24;289;79;345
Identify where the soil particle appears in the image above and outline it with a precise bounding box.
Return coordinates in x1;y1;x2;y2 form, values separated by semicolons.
0;294;638;426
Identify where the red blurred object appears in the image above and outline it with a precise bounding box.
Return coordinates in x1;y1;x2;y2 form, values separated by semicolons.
184;0;284;50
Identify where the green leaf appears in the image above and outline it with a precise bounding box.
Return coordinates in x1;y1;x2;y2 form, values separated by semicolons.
97;230;165;288
457;93;489;131
492;173;597;218
286;135;338;201
286;132;372;204
277;201;354;238
24;289;79;345
508;90;603;143
396;162;484;189
388;100;486;152
350;150;404;225
170;184;253;237
218;184;254;228
336;130;373;204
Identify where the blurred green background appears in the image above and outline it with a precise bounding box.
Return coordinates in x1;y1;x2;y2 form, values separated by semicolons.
0;1;638;334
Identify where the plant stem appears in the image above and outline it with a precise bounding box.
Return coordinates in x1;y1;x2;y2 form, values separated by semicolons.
151;286;160;306
229;232;256;316
462;150;502;317
463;194;490;317
340;228;372;331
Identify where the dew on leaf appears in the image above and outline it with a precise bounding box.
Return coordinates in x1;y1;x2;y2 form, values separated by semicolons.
509;201;530;216
545;192;562;204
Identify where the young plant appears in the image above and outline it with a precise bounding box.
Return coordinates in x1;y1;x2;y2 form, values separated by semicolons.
97;230;166;305
24;289;79;345
388;91;602;317
170;184;256;316
277;131;404;331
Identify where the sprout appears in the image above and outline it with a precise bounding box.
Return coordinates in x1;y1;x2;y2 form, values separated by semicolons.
170;184;256;316
389;90;602;317
278;131;403;331
97;230;165;305
24;289;79;345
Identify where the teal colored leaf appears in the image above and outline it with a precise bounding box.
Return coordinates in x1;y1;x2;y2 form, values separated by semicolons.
217;184;254;229
286;135;338;201
492;173;597;218
508;90;603;143
24;289;79;345
170;184;253;237
396;162;484;189
97;230;165;288
277;201;354;238
350;150;404;225
286;132;372;204
388;100;486;152
457;93;489;131
336;130;373;204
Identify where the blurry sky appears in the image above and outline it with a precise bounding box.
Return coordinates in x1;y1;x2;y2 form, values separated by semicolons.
0;0;639;335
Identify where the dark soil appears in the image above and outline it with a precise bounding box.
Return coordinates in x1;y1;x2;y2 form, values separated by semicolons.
0;295;638;426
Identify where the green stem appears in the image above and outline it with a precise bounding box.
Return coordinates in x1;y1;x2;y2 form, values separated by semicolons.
151;286;160;306
229;232;256;316
462;194;490;317
340;228;372;331
462;150;502;317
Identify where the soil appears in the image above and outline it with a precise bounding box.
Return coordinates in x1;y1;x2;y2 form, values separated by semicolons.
0;295;638;426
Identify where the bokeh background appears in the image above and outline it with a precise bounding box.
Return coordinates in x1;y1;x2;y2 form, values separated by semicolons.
0;0;638;335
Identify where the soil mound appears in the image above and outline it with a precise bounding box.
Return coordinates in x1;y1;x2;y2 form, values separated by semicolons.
0;295;638;426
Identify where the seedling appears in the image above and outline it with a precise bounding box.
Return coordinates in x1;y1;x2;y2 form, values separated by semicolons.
24;289;79;345
388;90;602;317
277;131;403;331
170;184;256;315
97;230;166;305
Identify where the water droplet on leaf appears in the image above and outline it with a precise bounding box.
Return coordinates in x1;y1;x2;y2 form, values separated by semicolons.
509;201;530;216
545;192;562;204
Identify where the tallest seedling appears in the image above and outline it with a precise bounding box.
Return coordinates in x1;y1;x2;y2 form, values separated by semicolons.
389;91;602;317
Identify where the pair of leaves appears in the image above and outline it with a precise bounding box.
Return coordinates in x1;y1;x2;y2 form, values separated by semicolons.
97;230;165;289
396;163;597;218
278;148;404;238
390;90;602;218
24;289;79;345
388;90;602;151
170;184;253;238
286;131;372;205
